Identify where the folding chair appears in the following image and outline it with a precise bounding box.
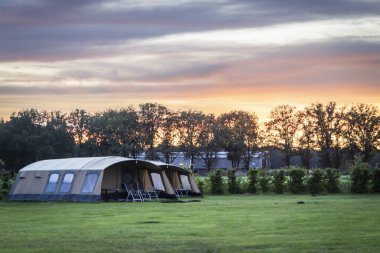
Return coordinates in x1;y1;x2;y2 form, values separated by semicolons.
145;186;159;201
136;181;151;201
174;188;181;198
123;182;144;202
176;187;189;197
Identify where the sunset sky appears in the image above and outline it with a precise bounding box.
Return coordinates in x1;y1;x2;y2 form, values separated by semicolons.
1;0;380;121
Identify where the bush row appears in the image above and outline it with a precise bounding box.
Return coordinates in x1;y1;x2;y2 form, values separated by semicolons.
198;165;380;195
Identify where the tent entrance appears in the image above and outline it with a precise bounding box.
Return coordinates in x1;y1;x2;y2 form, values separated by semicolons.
101;163;150;201
100;163;132;201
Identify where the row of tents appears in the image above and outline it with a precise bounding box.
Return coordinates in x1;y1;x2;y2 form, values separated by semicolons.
7;156;201;202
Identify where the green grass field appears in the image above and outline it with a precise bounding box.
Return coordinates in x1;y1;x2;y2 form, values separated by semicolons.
1;195;380;253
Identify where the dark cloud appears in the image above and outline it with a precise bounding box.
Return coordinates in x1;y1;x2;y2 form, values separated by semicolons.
0;0;101;25
0;85;109;95
1;0;380;62
0;24;167;62
0;82;210;96
237;0;380;20
3;0;379;27
46;57;229;84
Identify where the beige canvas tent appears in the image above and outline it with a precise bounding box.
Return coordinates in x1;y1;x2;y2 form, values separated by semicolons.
149;161;201;196
8;157;177;202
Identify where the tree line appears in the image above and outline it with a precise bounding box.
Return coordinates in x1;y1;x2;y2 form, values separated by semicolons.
0;102;379;176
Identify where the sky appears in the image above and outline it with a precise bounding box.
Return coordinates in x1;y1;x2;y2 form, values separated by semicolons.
1;0;380;121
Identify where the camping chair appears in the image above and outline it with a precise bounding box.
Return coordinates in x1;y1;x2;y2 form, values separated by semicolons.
182;186;190;197
175;186;189;197
136;181;151;201
123;182;144;202
145;186;159;201
174;188;181;198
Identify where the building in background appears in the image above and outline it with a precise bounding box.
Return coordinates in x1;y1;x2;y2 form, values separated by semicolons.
138;151;270;175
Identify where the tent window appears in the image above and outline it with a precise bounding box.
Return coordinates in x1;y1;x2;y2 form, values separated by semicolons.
180;175;192;190
19;171;26;179
45;173;59;193
151;173;165;191
59;173;75;193
81;173;99;193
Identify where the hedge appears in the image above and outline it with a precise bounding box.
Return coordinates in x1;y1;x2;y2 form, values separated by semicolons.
247;169;259;194
288;168;306;194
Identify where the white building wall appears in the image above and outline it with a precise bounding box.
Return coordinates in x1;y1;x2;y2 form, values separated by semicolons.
140;152;266;173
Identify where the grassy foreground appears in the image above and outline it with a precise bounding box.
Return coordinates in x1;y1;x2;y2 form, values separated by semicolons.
0;195;380;253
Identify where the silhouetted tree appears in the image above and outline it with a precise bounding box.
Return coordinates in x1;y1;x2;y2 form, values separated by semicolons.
197;114;219;171
156;110;179;164
67;109;91;155
0;109;74;173
342;104;380;162
178;110;205;170
217;110;259;170
265;105;298;166
41;111;74;159
85;108;144;157
138;103;169;160
306;102;344;168
297;108;316;169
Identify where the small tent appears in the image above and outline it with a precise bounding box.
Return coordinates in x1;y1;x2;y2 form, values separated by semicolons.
8;156;176;202
149;161;201;196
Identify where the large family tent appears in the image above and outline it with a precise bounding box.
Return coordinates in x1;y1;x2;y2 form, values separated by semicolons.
7;156;177;202
149;161;201;196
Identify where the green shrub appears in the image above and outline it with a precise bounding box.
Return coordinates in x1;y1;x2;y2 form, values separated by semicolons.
195;176;205;194
338;175;351;193
273;170;285;194
247;169;259;194
227;169;239;194
0;189;8;201
209;169;224;194
0;179;10;201
307;169;325;195
372;168;380;193
238;176;248;193
325;168;340;193
259;172;270;193
0;179;3;201
288;168;306;194
8;178;14;189
350;156;371;193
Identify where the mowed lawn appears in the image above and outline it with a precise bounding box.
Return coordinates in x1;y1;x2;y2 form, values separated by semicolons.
0;195;380;253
